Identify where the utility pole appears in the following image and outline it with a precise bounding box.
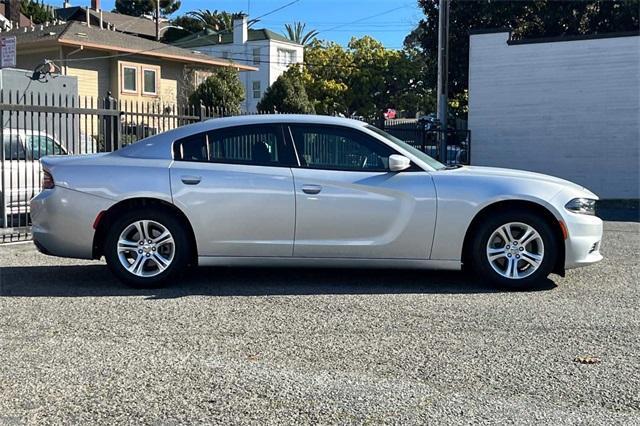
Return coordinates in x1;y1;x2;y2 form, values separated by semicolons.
436;0;449;163
155;0;160;41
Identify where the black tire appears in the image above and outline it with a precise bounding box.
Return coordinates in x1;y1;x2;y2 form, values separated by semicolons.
104;209;190;288
469;209;558;290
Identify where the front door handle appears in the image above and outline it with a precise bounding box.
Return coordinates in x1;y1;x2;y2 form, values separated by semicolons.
181;175;201;185
302;184;322;195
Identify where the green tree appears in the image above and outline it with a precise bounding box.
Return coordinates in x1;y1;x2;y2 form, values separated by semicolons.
162;15;204;43
302;40;352;115
302;37;433;118
257;66;315;114
283;22;318;46
406;0;640;117
20;0;53;24
188;67;245;114
114;0;181;17
188;9;234;31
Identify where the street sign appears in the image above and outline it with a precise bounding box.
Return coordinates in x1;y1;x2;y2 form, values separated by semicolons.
0;36;16;68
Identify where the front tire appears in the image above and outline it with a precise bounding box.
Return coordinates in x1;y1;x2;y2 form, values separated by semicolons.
104;209;190;287
470;210;558;290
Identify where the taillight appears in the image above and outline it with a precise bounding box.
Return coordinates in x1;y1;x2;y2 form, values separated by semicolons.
42;170;55;189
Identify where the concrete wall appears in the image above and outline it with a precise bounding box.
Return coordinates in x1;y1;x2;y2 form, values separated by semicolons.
468;32;640;199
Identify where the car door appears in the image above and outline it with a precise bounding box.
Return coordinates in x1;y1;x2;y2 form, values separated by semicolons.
287;124;438;259
170;124;297;257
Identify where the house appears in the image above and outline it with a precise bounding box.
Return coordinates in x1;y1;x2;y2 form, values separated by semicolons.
468;30;639;199
0;0;33;30
6;20;256;105
55;0;171;41
179;15;304;113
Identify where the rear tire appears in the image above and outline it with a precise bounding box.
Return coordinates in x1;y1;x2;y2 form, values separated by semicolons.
104;209;190;288
469;209;558;290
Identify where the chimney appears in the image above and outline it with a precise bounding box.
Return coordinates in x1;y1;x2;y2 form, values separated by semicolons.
63;0;71;8
91;0;100;11
233;14;248;44
7;0;21;27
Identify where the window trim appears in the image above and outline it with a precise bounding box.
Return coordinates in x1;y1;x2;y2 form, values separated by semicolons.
141;66;159;97
285;124;411;173
120;64;138;94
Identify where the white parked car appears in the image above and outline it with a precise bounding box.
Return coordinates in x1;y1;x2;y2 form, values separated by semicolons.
1;130;67;218
30;115;603;289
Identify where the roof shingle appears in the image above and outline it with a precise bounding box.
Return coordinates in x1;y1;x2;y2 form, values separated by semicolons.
7;21;256;70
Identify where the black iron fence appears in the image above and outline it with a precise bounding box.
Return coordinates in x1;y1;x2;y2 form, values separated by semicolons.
1;92;470;242
381;118;471;166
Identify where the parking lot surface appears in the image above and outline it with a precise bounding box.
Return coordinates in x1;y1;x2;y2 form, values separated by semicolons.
0;221;638;424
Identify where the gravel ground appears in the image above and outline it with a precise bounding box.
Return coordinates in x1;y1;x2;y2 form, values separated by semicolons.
0;221;638;425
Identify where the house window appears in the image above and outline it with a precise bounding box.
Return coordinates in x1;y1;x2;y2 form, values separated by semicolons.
142;68;158;95
252;47;261;65
122;66;137;93
277;48;295;66
252;81;261;99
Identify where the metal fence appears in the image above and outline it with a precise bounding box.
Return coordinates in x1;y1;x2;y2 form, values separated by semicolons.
0;92;470;243
382;119;471;166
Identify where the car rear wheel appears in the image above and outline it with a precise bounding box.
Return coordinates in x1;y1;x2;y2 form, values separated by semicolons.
470;210;558;290
104;210;189;287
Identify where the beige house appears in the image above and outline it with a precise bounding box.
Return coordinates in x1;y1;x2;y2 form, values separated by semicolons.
8;20;256;105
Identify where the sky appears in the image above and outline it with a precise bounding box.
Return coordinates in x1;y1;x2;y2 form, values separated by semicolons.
56;0;424;49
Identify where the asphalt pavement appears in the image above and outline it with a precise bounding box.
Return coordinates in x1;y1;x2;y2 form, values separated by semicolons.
0;221;638;424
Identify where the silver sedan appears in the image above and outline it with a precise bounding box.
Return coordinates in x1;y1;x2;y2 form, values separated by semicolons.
31;115;603;289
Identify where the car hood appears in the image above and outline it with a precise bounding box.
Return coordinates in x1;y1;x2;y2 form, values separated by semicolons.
441;166;596;196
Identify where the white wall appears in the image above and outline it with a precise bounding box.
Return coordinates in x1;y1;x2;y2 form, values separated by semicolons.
468;32;640;199
198;39;303;113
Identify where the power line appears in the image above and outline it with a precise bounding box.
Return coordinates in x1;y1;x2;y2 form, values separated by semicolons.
49;0;302;64
317;5;412;34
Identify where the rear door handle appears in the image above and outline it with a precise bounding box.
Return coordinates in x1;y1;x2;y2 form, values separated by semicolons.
302;184;322;195
181;175;201;185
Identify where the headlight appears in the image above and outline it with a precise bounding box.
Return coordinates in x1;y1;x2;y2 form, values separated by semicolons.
565;198;596;215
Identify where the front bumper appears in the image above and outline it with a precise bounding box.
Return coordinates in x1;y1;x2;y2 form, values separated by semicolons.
31;186;112;259
562;210;603;269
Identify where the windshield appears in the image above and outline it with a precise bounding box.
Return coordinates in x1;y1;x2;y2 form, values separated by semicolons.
364;125;446;170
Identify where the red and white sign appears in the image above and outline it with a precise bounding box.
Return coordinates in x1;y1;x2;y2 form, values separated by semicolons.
1;36;16;68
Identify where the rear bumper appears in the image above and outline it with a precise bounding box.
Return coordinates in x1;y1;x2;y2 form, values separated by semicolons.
31;186;112;259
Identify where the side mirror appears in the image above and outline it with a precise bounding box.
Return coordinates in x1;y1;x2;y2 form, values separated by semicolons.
389;154;411;172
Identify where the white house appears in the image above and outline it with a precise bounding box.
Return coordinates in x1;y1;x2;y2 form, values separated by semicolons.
468;30;640;199
180;15;304;113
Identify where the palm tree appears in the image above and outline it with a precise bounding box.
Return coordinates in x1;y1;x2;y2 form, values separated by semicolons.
188;9;234;32
283;22;319;46
188;10;260;33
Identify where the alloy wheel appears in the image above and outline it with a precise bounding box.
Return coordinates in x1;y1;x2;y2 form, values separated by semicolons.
117;220;175;277
486;222;545;280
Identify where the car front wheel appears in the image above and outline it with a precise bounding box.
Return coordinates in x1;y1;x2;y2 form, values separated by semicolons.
470;210;558;290
104;210;189;287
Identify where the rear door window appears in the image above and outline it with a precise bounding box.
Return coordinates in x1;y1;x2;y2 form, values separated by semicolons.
173;124;295;167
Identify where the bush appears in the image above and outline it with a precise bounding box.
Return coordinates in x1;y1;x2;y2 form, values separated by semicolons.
189;67;245;115
257;66;314;114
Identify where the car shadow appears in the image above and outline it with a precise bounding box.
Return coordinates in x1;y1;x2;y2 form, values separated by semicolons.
0;264;557;298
